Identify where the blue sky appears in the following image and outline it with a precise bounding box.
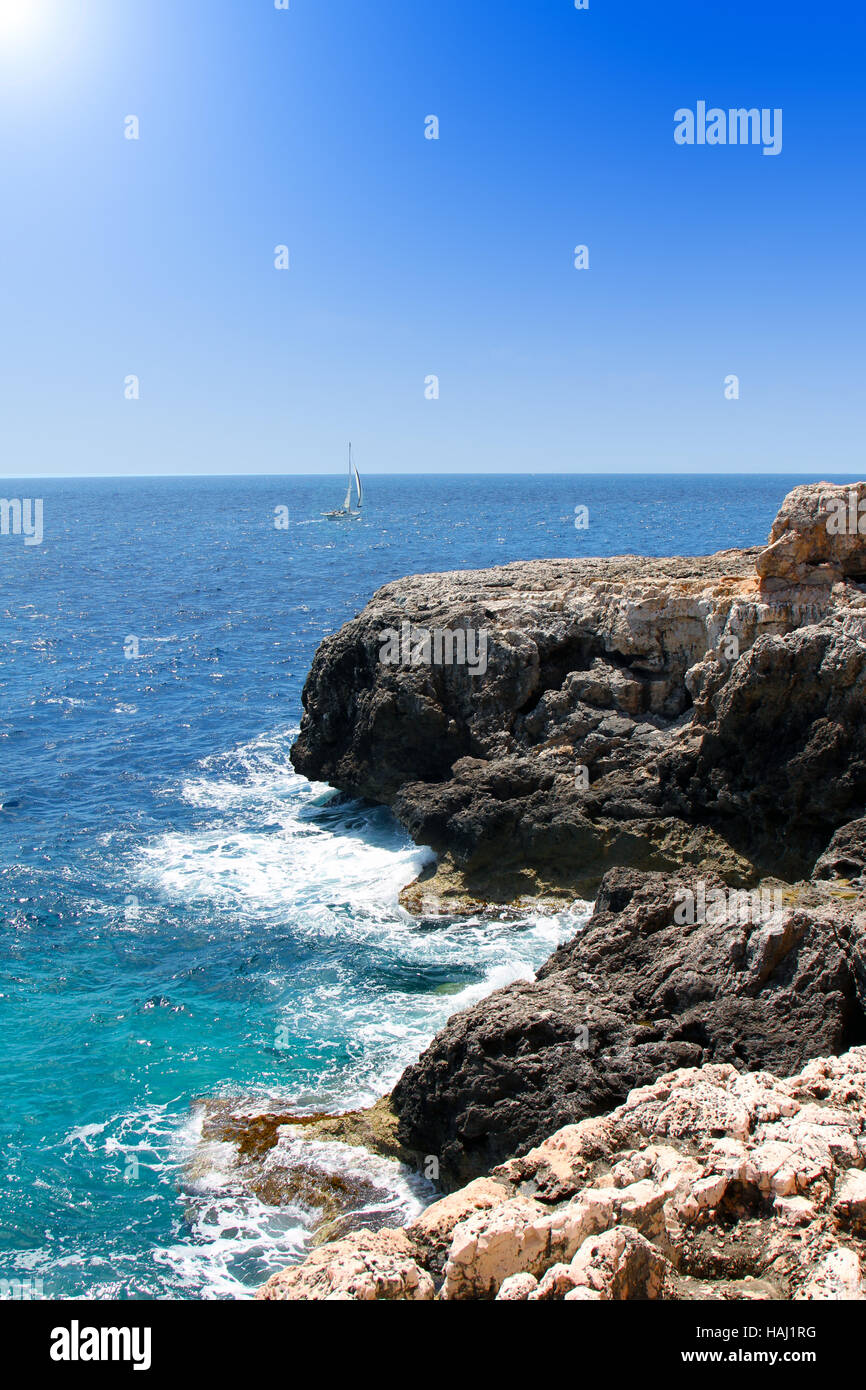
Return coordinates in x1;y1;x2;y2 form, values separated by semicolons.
0;0;863;475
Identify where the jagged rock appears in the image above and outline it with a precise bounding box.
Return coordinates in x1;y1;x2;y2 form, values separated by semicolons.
526;1262;583;1300
406;1176;511;1274
659;623;866;876
255;1228;434;1301
439;1195;550;1299
256;1049;866;1302
440;1191;615;1299
391;867;866;1184
495;1272;540;1300
550;1226;669;1300
773;1195;816;1225
832;1168;866;1232
796;1248;865;1301
290;550;785;902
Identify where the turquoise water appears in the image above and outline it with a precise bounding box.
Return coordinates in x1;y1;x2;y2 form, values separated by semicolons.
0;473;858;1298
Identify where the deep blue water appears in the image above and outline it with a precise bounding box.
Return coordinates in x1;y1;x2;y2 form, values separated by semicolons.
0;472;859;1299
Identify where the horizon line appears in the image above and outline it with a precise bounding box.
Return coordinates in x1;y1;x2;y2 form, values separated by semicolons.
1;471;863;482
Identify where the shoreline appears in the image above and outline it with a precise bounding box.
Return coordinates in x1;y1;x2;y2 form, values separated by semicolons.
253;480;866;1299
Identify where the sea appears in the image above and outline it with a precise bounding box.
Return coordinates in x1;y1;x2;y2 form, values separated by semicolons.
0;472;858;1299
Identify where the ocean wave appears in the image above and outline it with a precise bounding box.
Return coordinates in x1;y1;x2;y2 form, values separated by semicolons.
124;727;590;1294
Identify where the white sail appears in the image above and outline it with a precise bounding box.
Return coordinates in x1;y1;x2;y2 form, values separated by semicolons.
342;443;352;509
323;442;361;518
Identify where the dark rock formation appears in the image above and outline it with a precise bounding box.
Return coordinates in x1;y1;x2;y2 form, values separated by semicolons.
291;483;866;903
813;817;866;888
659;624;866;879
290;481;866;1186
391;867;866;1185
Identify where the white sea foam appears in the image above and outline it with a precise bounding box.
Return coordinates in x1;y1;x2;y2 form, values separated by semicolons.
132;726;591;1296
139;727;435;918
154;1101;433;1300
63;1121;108;1150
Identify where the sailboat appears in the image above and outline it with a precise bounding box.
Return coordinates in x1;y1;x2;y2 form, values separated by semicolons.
323;444;363;519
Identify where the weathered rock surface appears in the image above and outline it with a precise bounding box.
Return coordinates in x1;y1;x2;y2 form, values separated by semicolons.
755;481;866;587
406;1176;511;1275
256;1048;866;1301
813;818;866;889
256;1228;434;1301
659;623;866;877
391;867;866;1184
291;482;866;901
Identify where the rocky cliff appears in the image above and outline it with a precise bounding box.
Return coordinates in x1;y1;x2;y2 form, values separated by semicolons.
273;482;866;1297
291;482;866;906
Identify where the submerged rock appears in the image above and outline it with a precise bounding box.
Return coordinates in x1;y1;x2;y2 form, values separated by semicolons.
194;1095;426;1248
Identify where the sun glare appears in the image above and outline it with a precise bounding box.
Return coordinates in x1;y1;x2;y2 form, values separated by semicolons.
0;0;46;41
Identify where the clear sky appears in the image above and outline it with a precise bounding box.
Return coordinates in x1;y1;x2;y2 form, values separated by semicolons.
0;0;863;476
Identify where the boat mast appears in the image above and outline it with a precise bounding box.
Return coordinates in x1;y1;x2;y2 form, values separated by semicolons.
342;441;352;511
